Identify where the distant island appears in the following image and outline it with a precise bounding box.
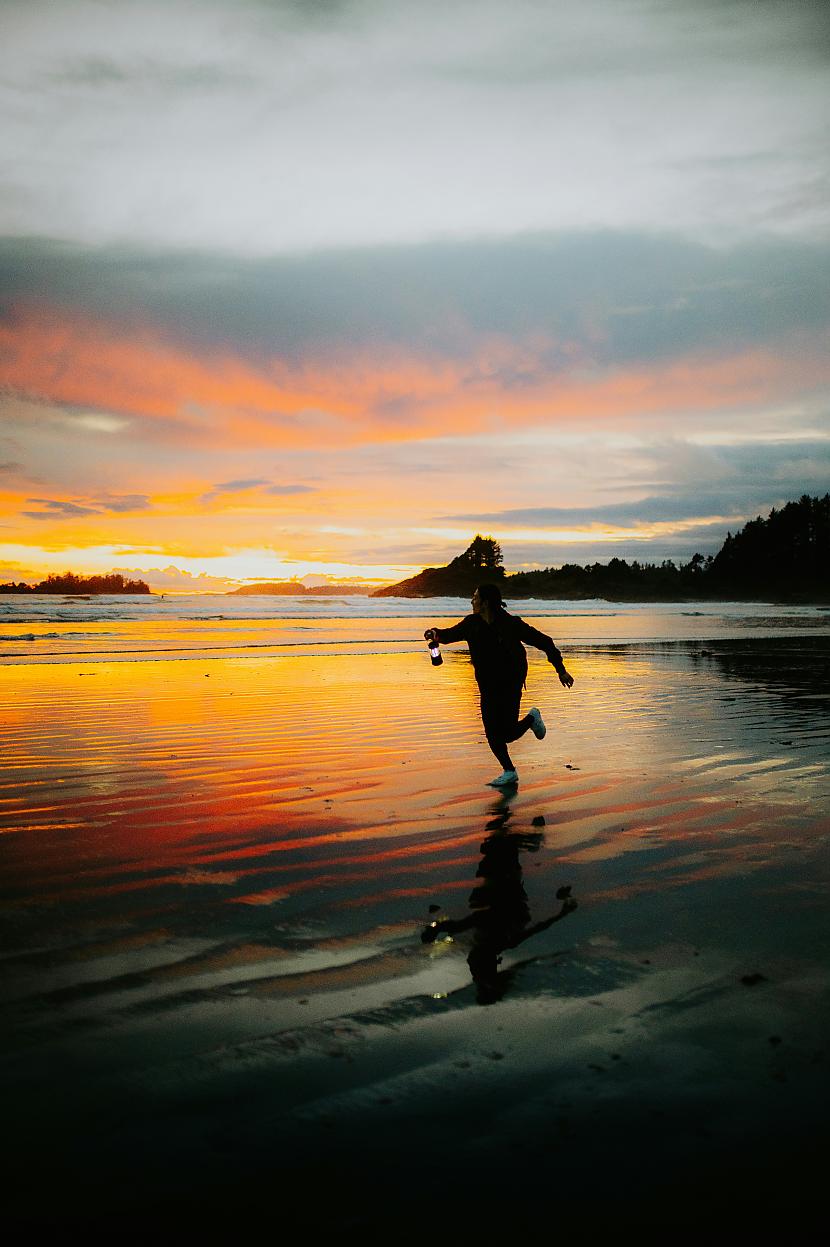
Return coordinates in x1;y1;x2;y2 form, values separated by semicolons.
373;495;830;602
230;582;372;596
0;572;150;595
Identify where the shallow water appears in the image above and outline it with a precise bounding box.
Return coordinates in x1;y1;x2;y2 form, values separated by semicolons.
1;592;828;662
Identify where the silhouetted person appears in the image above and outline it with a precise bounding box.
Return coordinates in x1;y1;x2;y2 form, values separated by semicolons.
422;806;577;1004
425;583;574;787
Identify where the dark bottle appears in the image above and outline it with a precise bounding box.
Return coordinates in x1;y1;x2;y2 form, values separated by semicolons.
428;639;443;666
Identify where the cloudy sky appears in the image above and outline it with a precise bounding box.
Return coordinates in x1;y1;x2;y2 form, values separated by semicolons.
2;0;828;588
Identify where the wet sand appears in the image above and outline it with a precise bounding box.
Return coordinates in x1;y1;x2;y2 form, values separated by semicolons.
1;637;829;1234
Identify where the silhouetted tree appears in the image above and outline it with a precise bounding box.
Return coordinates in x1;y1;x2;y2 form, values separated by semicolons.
4;572;153;595
451;535;504;573
708;494;829;596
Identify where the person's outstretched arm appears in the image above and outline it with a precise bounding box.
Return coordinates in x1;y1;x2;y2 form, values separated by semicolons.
517;619;575;688
507;897;578;948
421;913;478;943
424;617;471;645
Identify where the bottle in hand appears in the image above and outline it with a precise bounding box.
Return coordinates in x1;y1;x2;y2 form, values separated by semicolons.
426;632;443;666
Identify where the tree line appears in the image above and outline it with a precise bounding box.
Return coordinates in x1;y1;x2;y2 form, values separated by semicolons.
507;495;829;601
375;495;829;600
0;572;150;595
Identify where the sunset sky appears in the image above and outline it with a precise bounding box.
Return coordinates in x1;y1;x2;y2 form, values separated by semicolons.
2;0;829;590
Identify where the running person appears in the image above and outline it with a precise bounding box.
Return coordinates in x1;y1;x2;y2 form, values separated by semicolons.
424;583;574;787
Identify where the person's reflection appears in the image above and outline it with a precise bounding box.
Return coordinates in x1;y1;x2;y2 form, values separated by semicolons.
422;799;577;1004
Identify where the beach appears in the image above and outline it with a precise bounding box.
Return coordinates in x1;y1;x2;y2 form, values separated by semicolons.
1;599;829;1234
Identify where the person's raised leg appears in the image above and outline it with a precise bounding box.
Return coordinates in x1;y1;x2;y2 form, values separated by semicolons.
506;713;534;743
481;693;519;786
503;686;537;743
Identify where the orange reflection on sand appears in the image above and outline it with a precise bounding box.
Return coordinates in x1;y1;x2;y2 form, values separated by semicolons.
0;650;476;893
1;635;827;931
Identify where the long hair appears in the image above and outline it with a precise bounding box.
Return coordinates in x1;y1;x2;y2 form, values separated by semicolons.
476;582;504;612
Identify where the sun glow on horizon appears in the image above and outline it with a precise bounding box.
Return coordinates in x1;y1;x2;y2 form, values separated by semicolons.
0;506;759;593
0;541;422;590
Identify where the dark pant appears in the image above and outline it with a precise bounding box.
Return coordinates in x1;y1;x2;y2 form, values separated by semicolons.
479;683;532;771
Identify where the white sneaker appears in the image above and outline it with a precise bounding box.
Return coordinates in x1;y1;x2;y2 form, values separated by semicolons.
529;707;546;740
487;769;518;787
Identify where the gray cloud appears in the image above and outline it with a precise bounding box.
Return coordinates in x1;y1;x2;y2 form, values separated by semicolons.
47;55;254;92
613;436;830;492
442;495;764;527
1;1;828;252
201;478;314;501
92;494;151;513
441;440;830;529
200;479;267;502
209;478;271;493
23;499;99;519
444;488;828;529
2;232;829;373
22;494;151;519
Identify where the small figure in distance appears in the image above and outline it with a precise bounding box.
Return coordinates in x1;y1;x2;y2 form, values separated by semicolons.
424;582;574;788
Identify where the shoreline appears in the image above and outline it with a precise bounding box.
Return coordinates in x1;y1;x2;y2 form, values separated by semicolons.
3;587;830;605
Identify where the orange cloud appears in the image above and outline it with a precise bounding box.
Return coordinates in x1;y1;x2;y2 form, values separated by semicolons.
0;307;359;441
2;304;828;450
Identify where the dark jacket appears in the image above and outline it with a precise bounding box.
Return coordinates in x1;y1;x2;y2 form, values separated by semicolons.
435;611;563;691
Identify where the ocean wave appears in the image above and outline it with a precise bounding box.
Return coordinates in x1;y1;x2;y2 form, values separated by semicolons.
0;593;631;625
1;595;828;666
0;631;114;642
